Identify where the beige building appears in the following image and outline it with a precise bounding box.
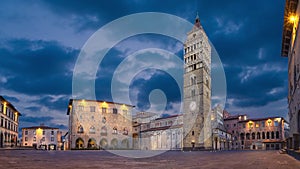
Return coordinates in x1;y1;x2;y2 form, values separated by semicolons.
0;96;21;148
183;14;212;150
22;125;61;150
67;99;134;150
224;114;288;150
281;0;300;151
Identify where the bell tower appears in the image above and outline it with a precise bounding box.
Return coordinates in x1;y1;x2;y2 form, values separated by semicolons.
182;14;212;150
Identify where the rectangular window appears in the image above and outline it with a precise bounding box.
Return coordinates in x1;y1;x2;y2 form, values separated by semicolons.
78;105;84;111
51;131;54;135
113;108;118;114
261;121;265;127
25;130;28;135
90;106;95;112
42;130;45;135
51;137;54;142
255;123;259;128
25;137;28;141
102;107;107;113
274;121;279;127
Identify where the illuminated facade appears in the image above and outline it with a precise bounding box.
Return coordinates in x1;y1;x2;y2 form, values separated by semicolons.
183;14;212;150
67;99;134;150
0;96;21;148
22;125;62;150
281;0;300;151
224;115;288;150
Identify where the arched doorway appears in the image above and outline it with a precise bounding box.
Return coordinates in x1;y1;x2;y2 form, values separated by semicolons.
87;138;97;149
75;138;84;149
111;138;118;149
100;138;108;149
0;132;3;148
298;110;300;133
121;139;129;149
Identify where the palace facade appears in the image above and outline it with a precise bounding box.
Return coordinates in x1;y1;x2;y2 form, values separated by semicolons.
67;99;134;150
281;0;300;151
0;96;21;148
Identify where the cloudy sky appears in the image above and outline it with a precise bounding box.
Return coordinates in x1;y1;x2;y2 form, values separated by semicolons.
0;0;288;133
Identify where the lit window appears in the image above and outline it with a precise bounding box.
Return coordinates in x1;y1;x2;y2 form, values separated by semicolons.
255;123;259;128
102;107;107;113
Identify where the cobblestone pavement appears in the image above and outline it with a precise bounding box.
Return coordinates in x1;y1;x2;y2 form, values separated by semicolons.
0;150;299;169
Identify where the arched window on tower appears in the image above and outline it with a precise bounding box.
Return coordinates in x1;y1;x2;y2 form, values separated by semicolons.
276;131;279;139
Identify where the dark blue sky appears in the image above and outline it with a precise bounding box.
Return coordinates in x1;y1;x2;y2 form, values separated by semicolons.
0;0;288;132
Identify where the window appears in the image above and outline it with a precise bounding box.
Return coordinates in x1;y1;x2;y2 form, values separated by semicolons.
25;137;28;141
252;133;255;139
246;133;250;140
90;106;95;112
123;128;128;135
51;137;54;142
42;130;45;135
113;108;118;114
271;131;274;139
243;124;246;128
78;105;84;111
102;117;106;124
89;126;96;134
274;121;279;127
255;123;259;128
266;132;270;139
102;107;107;113
262;132;265;139
261;121;265;127
33;137;36;142
234;124;236;127
192;131;194;136
191;89;195;97
100;126;107;136
276;131;279;139
25;130;28;135
33;131;36;135
257;132;261;139
42;137;45;141
78;125;84;133
113;127;118;134
240;133;245;140
232;130;234;134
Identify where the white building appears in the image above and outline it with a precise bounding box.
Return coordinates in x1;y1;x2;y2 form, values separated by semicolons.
140;114;183;150
22;125;61;150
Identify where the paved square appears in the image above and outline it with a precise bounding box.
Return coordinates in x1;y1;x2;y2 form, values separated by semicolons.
0;150;299;169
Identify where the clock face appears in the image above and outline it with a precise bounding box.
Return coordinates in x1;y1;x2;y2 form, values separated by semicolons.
189;101;196;111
